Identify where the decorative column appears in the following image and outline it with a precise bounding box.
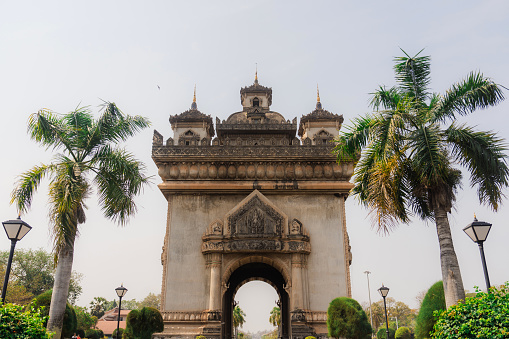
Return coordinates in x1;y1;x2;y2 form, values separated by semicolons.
208;253;222;311
291;253;305;311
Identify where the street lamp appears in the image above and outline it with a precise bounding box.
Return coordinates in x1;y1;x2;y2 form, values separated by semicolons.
115;284;127;339
1;216;32;303
463;216;492;291
378;284;390;339
364;271;374;338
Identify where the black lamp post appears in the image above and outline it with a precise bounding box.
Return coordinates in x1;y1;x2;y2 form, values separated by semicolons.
463;216;492;290
115;284;127;339
378;284;390;339
1;216;32;303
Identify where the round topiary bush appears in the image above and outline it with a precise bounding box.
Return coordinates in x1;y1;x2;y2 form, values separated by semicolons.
395;326;412;339
305;336;317;339
327;297;372;339
377;327;396;339
85;328;101;339
196;336;207;339
33;290;77;338
124;307;164;339
112;327;124;338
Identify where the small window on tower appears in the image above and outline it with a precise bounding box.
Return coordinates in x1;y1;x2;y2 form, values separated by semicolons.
253;97;259;107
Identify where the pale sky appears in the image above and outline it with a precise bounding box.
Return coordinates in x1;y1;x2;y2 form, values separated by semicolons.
1;0;509;333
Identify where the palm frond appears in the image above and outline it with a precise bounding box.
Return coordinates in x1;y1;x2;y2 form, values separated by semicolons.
370;86;401;111
430;72;505;123
91;146;150;225
446;123;509;210
334;115;375;161
27;110;75;157
393;51;431;102
11;164;54;214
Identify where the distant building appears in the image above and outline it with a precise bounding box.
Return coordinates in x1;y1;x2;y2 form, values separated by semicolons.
95;307;130;337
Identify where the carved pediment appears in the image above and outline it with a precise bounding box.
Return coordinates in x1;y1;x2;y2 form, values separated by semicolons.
202;190;310;254
225;190;286;237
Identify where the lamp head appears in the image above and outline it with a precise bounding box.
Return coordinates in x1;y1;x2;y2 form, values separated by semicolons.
2;216;32;241
378;284;389;298
463;216;492;243
115;284;128;298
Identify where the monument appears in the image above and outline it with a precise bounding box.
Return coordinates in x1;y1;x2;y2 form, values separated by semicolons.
152;75;354;339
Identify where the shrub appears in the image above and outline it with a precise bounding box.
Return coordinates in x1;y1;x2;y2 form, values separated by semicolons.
124;307;164;339
377;327;396;339
85;328;101;339
415;281;445;339
0;303;51;339
431;282;509;338
196;336;207;339
33;290;77;338
76;329;85;337
305;337;316;339
327;297;372;339
112;327;124;338
395;326;412;339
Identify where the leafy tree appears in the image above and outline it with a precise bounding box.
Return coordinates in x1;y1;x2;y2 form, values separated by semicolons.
327;297;372;339
269;306;280;326
431;282;509;338
124;307;164;339
334;50;507;308
74;306;97;331
11;103;150;338
121;298;141;310
85;328;101;339
139;293;161;309
0;248;83;304
365;298;416;331
233;305;246;339
377;327;396;339
395;326;412;339
0;303;51;339
415;281;446;339
0;263;33;304
113;327;124;338
89;296;110;318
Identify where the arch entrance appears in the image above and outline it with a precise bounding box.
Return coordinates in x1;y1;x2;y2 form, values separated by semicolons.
223;262;290;339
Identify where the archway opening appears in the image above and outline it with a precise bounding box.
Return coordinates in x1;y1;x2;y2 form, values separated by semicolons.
235;281;278;336
222;262;290;339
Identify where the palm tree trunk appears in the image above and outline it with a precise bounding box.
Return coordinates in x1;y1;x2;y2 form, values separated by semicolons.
434;206;465;307
47;241;75;339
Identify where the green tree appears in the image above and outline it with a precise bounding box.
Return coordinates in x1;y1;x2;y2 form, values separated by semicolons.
269;306;280;327
89;296;110;318
327;297;372;339
0;248;83;304
415;281;446;339
334;50;507;308
11;103;150;338
233;305;246;339
139;293;161;309
431;282;509;338
395;326;412;339
0;303;51;339
85;328;101;339
74;306;97;332
112;327;124;338
0;262;33;305
124;307;164;339
121;298;141;310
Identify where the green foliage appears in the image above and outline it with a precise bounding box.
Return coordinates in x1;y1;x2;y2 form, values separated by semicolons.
0;303;51;339
233;305;246;329
327;297;372;339
395;326;412;339
85;328;101;339
112;327;124;338
89;296;110;318
76;329;85;337
195;335;206;339
269;306;281;326
305;336;317;339
33;289;77;337
431;283;509;338
415;281;446;339
377;327;396;339
74;306;97;331
124;307;164;339
139;293;161;309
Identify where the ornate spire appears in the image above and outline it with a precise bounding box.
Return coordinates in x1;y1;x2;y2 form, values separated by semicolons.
254;63;258;84
316;84;322;109
191;85;197;110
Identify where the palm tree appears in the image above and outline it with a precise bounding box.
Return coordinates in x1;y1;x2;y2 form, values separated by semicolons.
334;50;507;308
11;103;150;338
269;306;281;327
233;305;246;339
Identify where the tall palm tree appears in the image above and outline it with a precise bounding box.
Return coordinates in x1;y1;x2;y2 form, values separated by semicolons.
334;50;507;308
269;306;281;327
11;103;150;338
233;305;246;339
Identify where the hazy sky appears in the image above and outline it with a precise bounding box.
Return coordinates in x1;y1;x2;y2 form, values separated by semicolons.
1;0;509;333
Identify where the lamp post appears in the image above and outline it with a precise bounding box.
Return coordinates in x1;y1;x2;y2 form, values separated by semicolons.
115;284;127;339
378;284;390;339
1;216;32;303
463;216;492;291
364;271;374;338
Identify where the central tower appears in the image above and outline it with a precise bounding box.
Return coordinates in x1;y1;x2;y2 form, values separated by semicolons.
152;76;354;339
